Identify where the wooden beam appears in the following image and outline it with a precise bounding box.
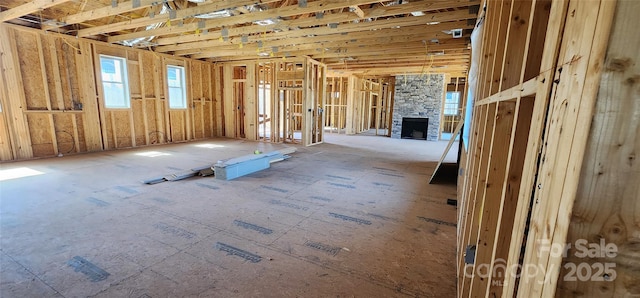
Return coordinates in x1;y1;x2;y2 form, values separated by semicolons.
197;39;469;60
350;5;365;18
0;0;73;22
104;0;384;41
43;0;173;30
155;0;479;46
156;19;472;53
78;0;276;37
185;34;467;58
473;75;537;106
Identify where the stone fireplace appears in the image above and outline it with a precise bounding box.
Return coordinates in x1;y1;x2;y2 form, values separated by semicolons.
391;74;443;141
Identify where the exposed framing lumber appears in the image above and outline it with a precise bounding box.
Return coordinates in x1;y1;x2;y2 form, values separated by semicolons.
46;36;65;110
459;104;493;298
0;22;221;159
214;64;223;137
76;40;103;151
163;23;468;55
473;75;537;106
43;0;174;31
500;0;569;295
155;0;478;46
185;14;474;59
103;0;384;41
468;100;516;296
222;64;235;138
516;0;617;295
0;51;13;160
487;0;510;97
350;5;365;18
497;0;533;92
478;0;501;99
35;34;59;155
488;96;534;296
138;52;150;145
557;1;640;295
457;103;484;291
0;26;34;159
244;63;257;141
200;41;469;61
0;0;72;22
184;35;467;59
78;0;274;38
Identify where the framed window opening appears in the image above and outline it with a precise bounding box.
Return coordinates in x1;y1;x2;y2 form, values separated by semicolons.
99;55;130;109
167;65;187;109
444;91;461;116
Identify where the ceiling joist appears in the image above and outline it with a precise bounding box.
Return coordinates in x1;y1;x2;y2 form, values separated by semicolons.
0;0;73;22
104;0;384;42
42;0;174;30
1;0;480;76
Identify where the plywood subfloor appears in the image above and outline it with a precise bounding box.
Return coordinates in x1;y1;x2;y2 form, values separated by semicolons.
0;135;458;297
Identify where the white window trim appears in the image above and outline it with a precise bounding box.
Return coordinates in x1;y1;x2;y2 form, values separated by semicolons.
99;54;131;109
167;65;187;109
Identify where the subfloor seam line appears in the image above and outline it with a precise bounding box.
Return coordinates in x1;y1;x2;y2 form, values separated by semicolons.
1;249;67;298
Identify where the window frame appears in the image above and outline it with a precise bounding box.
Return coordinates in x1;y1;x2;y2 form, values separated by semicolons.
167;65;187;109
444;91;461;116
99;54;131;109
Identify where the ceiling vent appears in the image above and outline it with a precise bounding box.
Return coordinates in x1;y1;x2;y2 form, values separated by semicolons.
452;29;463;38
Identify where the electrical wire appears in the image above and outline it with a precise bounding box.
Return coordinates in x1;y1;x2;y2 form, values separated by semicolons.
55;130;76;153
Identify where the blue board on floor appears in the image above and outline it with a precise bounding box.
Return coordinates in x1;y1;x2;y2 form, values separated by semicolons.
214;151;282;180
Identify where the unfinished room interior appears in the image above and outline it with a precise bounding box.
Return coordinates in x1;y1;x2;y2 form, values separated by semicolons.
0;0;637;297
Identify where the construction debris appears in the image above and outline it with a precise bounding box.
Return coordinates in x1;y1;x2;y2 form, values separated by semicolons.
214;148;295;180
142;148;296;184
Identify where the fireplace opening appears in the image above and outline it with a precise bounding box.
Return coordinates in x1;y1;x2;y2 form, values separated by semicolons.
401;117;429;140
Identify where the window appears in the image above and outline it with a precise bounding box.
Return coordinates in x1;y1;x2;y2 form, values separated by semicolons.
167;65;187;109
444;91;461;115
99;55;130;108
